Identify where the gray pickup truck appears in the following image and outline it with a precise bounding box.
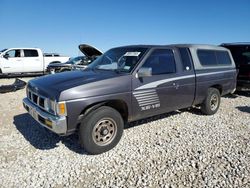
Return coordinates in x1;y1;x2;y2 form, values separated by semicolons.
23;44;237;154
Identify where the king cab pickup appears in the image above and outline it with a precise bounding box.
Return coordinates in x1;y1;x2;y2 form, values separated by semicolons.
23;44;237;154
0;48;69;75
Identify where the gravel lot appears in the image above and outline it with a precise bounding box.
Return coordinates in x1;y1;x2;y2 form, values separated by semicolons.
0;77;250;187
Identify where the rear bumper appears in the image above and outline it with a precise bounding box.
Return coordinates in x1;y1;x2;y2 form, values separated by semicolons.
23;98;67;135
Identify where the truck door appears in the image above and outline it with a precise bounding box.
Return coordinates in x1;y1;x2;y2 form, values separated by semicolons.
1;49;23;73
131;48;195;120
22;49;43;72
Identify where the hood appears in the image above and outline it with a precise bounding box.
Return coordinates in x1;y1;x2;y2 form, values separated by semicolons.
79;44;102;58
28;70;127;100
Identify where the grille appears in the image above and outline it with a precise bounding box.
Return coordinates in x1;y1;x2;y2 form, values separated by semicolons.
39;97;45;108
27;89;46;110
27;88;56;115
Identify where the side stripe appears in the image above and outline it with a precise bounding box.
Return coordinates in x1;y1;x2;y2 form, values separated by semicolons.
135;69;236;90
196;69;236;77
135;75;195;90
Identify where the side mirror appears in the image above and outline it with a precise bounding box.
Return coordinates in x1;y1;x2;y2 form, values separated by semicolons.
3;54;9;59
136;67;152;78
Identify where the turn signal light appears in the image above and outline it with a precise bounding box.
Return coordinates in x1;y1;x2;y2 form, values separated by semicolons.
57;102;67;116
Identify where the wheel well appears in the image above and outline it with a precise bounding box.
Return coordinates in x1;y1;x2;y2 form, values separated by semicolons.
210;85;222;94
49;61;61;65
80;100;129;122
0;68;2;74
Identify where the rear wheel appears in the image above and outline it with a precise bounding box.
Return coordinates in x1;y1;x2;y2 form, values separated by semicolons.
201;88;220;115
79;106;124;154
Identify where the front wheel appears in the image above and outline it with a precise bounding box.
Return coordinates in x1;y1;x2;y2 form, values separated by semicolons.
201;88;221;115
79;106;124;154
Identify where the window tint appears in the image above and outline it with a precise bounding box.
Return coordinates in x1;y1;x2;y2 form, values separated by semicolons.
197;50;217;66
216;51;231;65
6;50;21;58
24;50;38;57
198;49;232;66
142;49;176;75
179;48;192;71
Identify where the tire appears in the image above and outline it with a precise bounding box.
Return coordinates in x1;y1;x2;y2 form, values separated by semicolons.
201;88;221;115
79;106;124;154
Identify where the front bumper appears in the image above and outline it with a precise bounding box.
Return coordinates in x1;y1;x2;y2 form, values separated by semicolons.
23;97;67;135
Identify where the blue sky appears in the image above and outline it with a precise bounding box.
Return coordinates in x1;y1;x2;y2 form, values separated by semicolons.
0;0;249;57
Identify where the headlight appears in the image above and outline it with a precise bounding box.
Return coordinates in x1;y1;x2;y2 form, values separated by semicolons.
44;99;56;114
56;101;67;116
44;98;67;116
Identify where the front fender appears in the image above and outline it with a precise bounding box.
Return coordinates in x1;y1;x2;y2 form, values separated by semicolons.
65;92;131;132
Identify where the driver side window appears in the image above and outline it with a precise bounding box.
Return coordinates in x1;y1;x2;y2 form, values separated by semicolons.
141;49;176;75
6;50;21;58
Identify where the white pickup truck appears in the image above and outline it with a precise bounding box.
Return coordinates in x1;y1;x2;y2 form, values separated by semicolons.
0;48;70;75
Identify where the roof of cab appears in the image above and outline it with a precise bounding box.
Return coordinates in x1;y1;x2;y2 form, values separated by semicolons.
111;44;228;50
7;47;40;50
169;44;228;50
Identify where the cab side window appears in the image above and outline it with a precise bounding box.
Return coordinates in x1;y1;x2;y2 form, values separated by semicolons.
24;50;39;57
6;50;21;58
142;49;176;75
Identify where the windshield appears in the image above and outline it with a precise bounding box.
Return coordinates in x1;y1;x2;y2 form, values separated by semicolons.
88;47;148;73
67;56;84;64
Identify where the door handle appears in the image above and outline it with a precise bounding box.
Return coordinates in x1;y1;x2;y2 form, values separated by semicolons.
173;82;179;89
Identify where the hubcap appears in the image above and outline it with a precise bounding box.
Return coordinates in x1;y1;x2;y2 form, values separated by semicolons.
92;118;117;146
210;94;218;111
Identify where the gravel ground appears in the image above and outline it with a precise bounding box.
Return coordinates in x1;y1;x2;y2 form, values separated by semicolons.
0;77;250;187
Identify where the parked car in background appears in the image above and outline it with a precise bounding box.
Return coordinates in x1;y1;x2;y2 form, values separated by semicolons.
0;48;70;76
47;44;102;74
0;48;7;55
23;44;236;154
221;43;250;90
43;53;61;57
47;56;89;73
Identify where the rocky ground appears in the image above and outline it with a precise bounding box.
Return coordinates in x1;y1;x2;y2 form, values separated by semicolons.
0;77;250;187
